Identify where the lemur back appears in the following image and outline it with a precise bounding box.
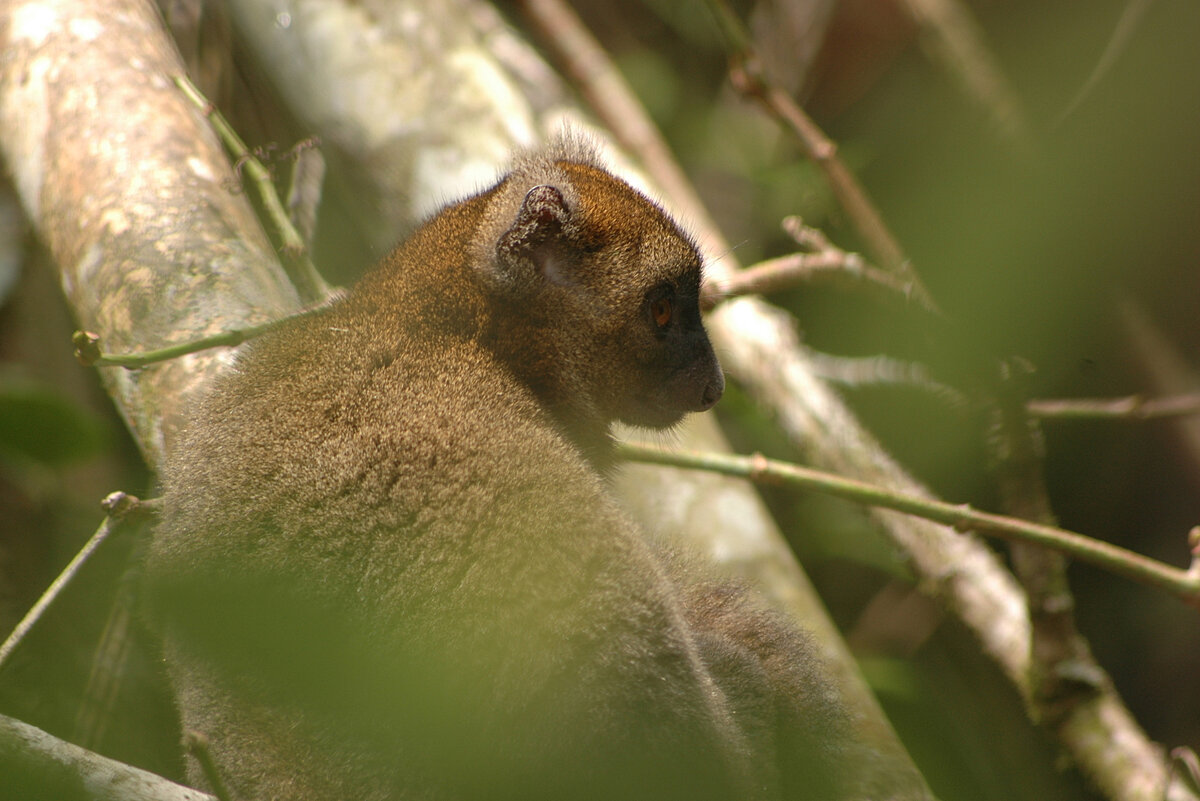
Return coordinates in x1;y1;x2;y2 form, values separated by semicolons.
148;136;847;801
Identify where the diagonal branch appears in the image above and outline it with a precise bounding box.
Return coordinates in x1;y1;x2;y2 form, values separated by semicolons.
0;0;302;470
0;712;214;801
619;442;1200;606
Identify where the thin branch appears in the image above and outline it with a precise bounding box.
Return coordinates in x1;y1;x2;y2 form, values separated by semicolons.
0;493;155;673
618;442;1200;607
1119;296;1200;497
72;304;329;369
1029;393;1200;421
704;0;938;313
174;75;331;304
701;217;916;310
284;137;326;251
806;352;969;409
1171;748;1200;795
898;0;1031;146
702;250;912;308
72;569;136;750
1055;0;1156;126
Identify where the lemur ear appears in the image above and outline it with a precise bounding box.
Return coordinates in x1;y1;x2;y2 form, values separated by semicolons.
494;185;578;290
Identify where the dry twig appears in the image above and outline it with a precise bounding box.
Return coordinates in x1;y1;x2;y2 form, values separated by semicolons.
702;217;917;309
704;0;937;312
1029;393;1200;421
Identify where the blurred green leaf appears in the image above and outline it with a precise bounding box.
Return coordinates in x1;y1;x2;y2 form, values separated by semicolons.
0;369;107;466
857;655;925;705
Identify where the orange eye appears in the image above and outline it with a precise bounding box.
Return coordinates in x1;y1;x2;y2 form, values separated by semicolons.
650;296;673;328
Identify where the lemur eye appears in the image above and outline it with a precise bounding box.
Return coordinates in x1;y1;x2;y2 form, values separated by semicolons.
650;295;673;328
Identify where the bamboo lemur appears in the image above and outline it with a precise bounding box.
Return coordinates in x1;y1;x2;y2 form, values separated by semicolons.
148;134;850;801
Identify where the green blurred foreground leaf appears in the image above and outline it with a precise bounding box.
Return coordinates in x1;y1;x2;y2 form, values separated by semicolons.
0;370;106;466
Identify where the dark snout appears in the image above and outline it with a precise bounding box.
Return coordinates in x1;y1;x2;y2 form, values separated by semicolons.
680;336;724;412
625;327;725;429
693;361;725;412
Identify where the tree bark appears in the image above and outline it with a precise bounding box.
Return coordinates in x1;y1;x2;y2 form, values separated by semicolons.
0;0;300;470
0;712;214;801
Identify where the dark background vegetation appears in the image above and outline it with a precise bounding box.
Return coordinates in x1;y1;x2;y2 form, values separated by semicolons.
0;1;1197;799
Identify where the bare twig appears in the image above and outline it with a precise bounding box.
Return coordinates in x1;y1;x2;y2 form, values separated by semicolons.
806;352;969;409
1029;393;1200;421
174;75;331;304
704;0;938;312
898;0;1031;146
72;569;136;750
618;442;1200;607
1171;748;1200;795
702;250;913;307
702;217;916;309
0;493;155;672
284;137;326;251
1119;297;1200;492
1056;0;1156;126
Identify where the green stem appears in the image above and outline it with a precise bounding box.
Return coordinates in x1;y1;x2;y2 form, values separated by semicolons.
0;494;155;672
75;315;278;369
174;75;330;303
618;441;1200;606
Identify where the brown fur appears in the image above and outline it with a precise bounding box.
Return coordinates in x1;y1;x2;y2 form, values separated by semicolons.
147;136;847;800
